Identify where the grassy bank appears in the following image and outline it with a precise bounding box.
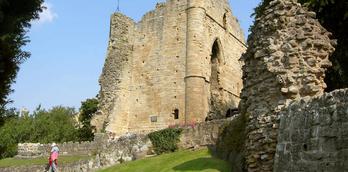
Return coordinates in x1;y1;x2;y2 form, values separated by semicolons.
99;148;231;172
0;155;93;168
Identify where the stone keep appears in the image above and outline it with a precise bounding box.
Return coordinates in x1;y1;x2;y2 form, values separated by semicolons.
91;0;246;136
239;0;335;171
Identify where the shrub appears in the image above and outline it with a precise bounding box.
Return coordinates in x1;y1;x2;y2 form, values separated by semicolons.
148;128;183;155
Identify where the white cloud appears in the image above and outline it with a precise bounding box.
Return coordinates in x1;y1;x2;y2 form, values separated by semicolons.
32;2;58;25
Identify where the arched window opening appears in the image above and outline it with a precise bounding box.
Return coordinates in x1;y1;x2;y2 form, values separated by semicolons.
208;39;224;119
211;40;220;89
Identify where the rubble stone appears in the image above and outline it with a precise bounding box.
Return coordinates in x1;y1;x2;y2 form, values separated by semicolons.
239;0;335;171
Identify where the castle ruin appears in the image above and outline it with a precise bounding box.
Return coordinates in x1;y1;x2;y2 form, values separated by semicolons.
11;1;348;172
91;0;247;136
240;0;336;171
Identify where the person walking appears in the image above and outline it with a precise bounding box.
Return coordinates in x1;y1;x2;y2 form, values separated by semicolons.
48;143;59;172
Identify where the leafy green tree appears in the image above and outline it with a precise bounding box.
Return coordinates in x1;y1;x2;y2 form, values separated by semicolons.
252;0;348;91
0;0;44;112
0;115;34;158
79;98;98;123
77;98;98;141
30;106;79;143
0;107;19;126
0;106;79;158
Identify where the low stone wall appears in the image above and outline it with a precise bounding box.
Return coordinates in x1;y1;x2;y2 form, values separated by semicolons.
10;119;232;171
16;133;107;158
0;159;100;172
17;142;99;158
5;134;151;172
274;89;348;172
179;118;235;149
214;114;247;172
98;134;152;167
98;118;232;168
16;143;47;158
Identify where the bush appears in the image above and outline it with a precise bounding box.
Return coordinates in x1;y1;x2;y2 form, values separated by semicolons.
148;128;183;155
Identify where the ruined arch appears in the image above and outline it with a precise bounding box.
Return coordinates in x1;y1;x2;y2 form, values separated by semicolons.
210;38;224;63
210;39;222;91
207;38;224;120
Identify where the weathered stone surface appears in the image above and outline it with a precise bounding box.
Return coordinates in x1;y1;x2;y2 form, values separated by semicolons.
91;13;135;134
239;0;335;171
98;134;152;167
178;118;233;149
16;143;47;158
274;89;348;172
91;0;246;136
16;141;102;159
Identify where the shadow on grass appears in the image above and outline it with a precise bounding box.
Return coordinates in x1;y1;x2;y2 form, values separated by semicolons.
172;157;230;172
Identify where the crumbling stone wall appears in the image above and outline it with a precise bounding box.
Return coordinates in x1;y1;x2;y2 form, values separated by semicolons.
17;142;99;158
93;0;246;136
16;134;107;158
91;13;135;133
178;118;234;149
274;89;348;172
239;0;335;171
98;134;152;167
16;143;47;158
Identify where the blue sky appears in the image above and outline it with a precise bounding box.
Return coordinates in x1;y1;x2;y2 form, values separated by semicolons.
9;0;261;111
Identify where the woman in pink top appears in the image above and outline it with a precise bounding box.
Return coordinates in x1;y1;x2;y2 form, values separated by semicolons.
48;143;59;172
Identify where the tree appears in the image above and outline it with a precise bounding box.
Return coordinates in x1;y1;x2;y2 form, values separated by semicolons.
77;98;98;141
0;108;18;126
0;0;44;112
31;106;79;143
0;106;79;158
252;0;348;91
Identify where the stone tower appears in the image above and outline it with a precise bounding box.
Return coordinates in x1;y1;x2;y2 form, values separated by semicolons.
92;0;246;136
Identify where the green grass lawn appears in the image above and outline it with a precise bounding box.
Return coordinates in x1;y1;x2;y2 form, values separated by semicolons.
99;149;231;172
0;155;93;168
